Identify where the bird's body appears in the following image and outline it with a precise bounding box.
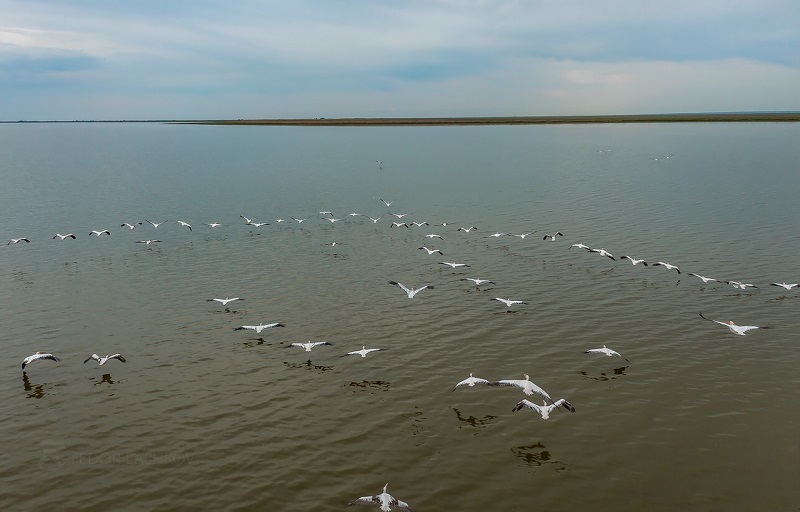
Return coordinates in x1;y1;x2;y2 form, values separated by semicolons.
53;233;76;240
207;297;244;306
84;353;126;365
699;313;768;336
290;341;333;352
492;297;526;307
453;373;490;391
22;351;60;369
89;230;111;236
348;483;410;512
234;323;285;333
345;346;384;358
388;281;433;298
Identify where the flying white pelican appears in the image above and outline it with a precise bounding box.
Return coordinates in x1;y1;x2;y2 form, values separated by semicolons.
439;261;470;268
589;247;615;260
240;215;255;224
249;221;270;227
207;222;223;227
145;219;167;228
699;313;768;336
318;211;333;216
379;197;392;206
425;234;443;239
136;239;161;245
348;483;410;511
585;345;629;361
724;280;757;290
291;216;311;223
121;222;142;229
390;222;410;228
621;256;647;266
653;262;680;274
207;297;244;305
365;216;382;224
418;246;443;255
453;373;490;391
512;399;574;420
542;232;563;241
234;323;285;333
461;278;495;286
389;213;411;219
457;226;477;233
489;232;506;237
492;374;574;410
53;233;77;240
89;230;111;236
22;351;61;369
344;346;385;358
8;238;30;244
411;222;429;227
492;298;526;307
388;281;433;298
348;213;362;217
290;341;333;352
771;282;799;290
323;217;342;223
687;273;717;283
175;220;192;231
570;243;590;250
83;353;126;365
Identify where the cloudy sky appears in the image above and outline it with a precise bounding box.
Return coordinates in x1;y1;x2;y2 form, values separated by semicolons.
2;0;798;120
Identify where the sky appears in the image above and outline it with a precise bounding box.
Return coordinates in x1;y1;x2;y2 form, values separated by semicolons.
1;0;799;120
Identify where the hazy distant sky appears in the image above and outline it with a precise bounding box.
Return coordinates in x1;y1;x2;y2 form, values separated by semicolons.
2;0;798;120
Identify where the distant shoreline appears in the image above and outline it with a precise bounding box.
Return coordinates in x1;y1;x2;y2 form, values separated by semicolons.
4;112;799;125
184;112;800;126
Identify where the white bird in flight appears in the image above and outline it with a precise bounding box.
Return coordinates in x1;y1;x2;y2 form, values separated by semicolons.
290;341;333;352
453;373;490;391
589;247;615;260
121;222;142;229
542;232;563;241
439;261;470;269
145;219;167;228
89;230;111;236
136;239;161;245
425;234;443;239
687;273;717;283
585;345;629;361
512;399;575;420
207;222;223;228
771;282;799;290
291;216;311;223
347;483;410;511
8;238;30;244
492;297;526;307
390;222;409;228
653;262;680;274
344;346;385;358
234;323;285;333
493;375;576;412
418;246;443;255
699;313;769;336
175;220;192;231
379;197;392;206
84;353;126;365
457;226;477;233
724;280;757;290
53;233;77;240
570;243;590;250
489;232;506;237
22;351;61;370
365;216;382;224
389;212;411;219
207;297;244;305
621;256;648;266
388;281;433;298
461;278;495;286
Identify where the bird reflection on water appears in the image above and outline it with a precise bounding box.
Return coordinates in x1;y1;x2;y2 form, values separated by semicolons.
579;366;629;381
282;359;334;373
451;407;498;429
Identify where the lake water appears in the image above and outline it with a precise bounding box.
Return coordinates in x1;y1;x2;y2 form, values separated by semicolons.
1;121;798;511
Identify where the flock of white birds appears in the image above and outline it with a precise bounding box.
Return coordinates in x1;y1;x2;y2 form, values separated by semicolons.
10;196;790;511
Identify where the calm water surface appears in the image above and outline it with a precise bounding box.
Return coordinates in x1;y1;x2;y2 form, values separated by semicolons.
0;122;798;511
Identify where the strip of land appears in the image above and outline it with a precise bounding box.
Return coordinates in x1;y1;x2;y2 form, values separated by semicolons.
186;112;800;126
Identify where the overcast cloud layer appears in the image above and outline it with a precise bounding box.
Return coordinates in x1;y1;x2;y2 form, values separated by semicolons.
1;0;798;120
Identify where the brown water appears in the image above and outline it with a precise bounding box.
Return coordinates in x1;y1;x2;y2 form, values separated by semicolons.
1;122;798;511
